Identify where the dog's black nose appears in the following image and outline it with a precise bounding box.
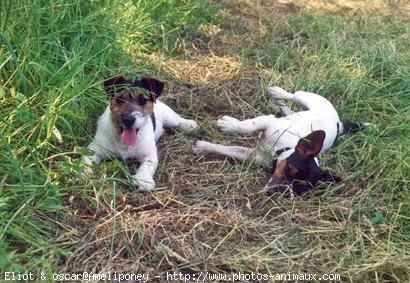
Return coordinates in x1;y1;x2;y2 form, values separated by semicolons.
122;115;136;128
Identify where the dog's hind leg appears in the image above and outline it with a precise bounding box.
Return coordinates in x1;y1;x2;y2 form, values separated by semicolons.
268;87;300;114
293;91;335;111
268;86;332;111
156;101;197;130
267;86;294;101
195;141;262;162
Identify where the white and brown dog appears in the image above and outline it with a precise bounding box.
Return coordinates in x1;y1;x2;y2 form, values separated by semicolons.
83;75;197;190
195;86;362;196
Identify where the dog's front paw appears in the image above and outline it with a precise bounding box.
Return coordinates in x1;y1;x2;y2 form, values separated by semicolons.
81;156;95;178
217;116;239;132
133;174;155;191
194;140;211;154
179;119;198;131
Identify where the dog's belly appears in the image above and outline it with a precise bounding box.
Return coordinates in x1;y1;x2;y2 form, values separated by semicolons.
259;111;340;156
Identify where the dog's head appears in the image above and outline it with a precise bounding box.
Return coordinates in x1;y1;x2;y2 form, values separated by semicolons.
103;75;164;145
265;130;342;196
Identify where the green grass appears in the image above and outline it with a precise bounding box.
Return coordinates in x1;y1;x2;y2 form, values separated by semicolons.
1;0;409;282
0;0;215;276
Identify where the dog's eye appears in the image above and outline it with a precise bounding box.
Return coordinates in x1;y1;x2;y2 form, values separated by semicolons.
284;165;293;176
137;96;147;106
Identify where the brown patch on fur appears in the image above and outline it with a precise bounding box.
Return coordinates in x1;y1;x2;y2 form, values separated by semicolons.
295;131;325;157
108;89;154;135
287;163;299;177
110;89;154;117
266;158;314;195
268;159;305;187
267;159;287;188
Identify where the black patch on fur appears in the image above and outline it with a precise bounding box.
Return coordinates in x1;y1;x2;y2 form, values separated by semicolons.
138;77;164;98
151;112;156;131
103;76;164;100
103;76;128;97
292;181;314;195
332;122;341;146
286;153;322;185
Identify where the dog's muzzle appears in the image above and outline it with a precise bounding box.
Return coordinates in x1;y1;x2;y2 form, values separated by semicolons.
120;115;138;145
122;115;136;128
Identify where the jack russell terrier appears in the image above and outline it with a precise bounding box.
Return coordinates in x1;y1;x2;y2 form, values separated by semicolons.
83;76;197;190
195;86;362;196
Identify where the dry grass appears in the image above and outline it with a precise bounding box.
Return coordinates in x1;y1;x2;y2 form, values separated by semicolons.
164;55;242;84
223;0;409;21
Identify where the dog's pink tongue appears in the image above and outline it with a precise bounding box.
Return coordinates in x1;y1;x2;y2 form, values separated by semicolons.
121;129;137;145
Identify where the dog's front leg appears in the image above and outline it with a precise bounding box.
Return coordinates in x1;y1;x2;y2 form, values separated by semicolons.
133;152;158;191
195;141;263;162
217;115;273;135
82;142;107;175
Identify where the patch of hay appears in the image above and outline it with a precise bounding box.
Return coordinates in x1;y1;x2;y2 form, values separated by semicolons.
164;55;243;84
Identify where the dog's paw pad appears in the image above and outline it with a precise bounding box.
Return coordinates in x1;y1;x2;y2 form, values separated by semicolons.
267;86;293;100
135;183;155;191
217;116;239;132
133;175;155;191
267;86;282;93
194;141;208;154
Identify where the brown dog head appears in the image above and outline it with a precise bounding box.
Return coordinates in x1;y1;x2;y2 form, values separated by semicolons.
103;76;164;145
265;130;342;196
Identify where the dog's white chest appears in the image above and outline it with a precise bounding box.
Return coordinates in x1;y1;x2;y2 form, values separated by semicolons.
260;110;340;157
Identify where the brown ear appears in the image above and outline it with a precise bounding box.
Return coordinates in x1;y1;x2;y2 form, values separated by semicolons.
295;130;326;157
319;169;342;183
103;76;127;96
139;77;164;100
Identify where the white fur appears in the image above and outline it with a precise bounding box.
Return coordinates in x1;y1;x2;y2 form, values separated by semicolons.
195;86;342;165
84;100;197;190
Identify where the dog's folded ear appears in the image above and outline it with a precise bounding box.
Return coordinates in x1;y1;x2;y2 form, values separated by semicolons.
103;76;127;96
295;130;326;157
139;77;164;101
103;76;164;101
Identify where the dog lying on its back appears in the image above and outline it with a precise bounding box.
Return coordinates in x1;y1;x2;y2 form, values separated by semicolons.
83;75;197;190
195;86;363;196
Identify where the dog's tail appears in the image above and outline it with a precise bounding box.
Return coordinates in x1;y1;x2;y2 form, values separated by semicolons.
341;121;372;134
333;120;371;146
